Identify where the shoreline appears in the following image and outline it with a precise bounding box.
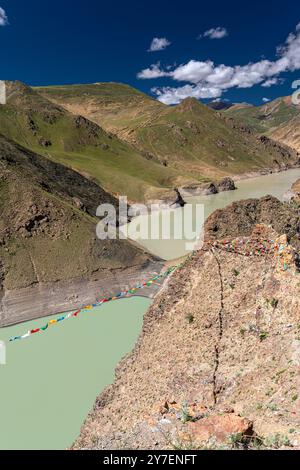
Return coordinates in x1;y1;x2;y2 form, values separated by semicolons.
0;259;164;329
145;161;300;207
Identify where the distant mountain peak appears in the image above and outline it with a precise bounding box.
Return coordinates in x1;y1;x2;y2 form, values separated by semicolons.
207;100;234;111
176;97;206;113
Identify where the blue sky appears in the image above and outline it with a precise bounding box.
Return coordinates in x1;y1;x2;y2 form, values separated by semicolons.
1;0;300;104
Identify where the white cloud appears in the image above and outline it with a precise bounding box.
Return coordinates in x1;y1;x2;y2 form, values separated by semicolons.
152;84;222;105
138;23;300;104
211;97;229;103
148;37;171;52
172;60;214;83
200;27;228;39
261;77;281;87
137;63;170;79
262;97;270;102
0;7;8;26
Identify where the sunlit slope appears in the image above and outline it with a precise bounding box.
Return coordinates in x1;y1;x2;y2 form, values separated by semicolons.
36;82;164;132
225;96;300;134
270;115;300;152
37;83;299;179
0;81;184;201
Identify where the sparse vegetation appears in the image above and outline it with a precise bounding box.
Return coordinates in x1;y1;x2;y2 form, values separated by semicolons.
263;433;291;449
180;402;197;424
270;298;279;309
225;98;300;135
185;313;194;324
259;331;269;341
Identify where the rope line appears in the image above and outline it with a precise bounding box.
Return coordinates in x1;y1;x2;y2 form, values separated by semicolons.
8;237;296;343
9;264;183;342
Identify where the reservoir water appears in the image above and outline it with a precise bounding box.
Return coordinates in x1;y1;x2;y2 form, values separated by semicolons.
1;167;300;449
0;297;151;450
130;168;300;260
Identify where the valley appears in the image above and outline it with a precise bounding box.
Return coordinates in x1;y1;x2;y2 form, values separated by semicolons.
1;79;300;451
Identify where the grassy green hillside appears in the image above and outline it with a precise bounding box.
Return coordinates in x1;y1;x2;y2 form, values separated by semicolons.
37;83;299;181
125;97;296;178
36;82;164;132
0;81;184;201
1;81;299;204
225;96;300;134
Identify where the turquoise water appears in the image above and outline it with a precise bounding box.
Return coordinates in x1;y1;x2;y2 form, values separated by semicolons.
0;297;151;450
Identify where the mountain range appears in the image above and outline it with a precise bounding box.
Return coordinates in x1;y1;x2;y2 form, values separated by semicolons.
35;82;299;198
0;81;298;204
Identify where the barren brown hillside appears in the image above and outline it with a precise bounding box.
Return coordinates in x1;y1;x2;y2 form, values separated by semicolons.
73;196;300;450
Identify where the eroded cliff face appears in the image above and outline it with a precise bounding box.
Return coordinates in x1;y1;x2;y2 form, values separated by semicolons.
73;197;300;450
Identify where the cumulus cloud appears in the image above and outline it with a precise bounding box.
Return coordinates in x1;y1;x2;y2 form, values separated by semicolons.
200;27;228;39
137;63;170;79
0;7;8;26
152;84;222;105
138;24;300;104
148;37;171;52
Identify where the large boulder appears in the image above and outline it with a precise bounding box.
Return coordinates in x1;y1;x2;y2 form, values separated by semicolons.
202;182;218;195
187;414;253;445
216;177;236;192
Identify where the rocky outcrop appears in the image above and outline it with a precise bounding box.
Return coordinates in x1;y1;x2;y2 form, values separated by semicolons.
205;195;300;250
170;188;186;208
201;182;218;195
186;414;253;446
216;177;236;192
73;198;300;450
180;177;236;198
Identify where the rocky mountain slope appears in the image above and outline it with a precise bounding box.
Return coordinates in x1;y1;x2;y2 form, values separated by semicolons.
36;83;300;184
0;135;160;325
225;96;300;152
73;196;300;450
270;115;300;153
